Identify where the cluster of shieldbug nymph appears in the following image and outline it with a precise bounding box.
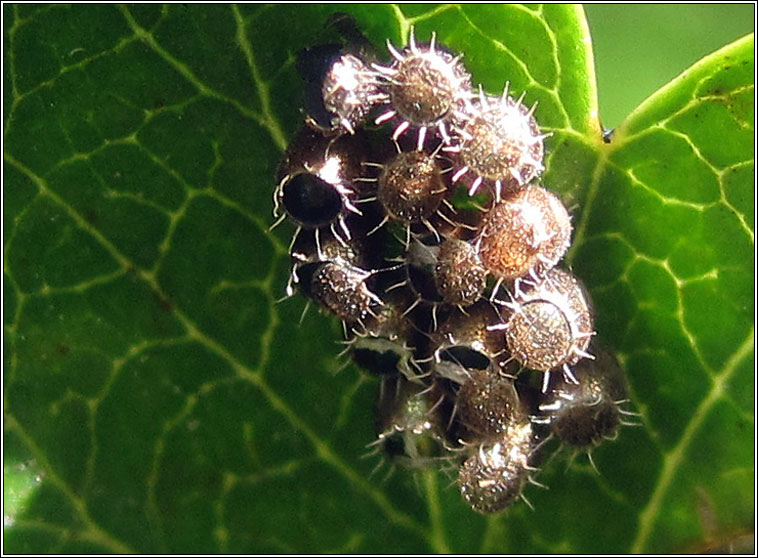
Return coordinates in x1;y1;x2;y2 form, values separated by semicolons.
271;16;638;515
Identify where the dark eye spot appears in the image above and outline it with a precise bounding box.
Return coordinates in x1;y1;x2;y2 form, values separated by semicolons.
352;347;402;377
440;346;491;370
282;173;343;227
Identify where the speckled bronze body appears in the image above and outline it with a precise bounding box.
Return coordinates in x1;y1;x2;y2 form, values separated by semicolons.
311;262;374;324
322;54;379;132
458;420;534;514
378;151;446;223
505;268;593;371
542;348;627;447
459;95;544;186
477;185;571;281
434;238;487;306
435;302;507;362
457;368;525;439
388;48;471;127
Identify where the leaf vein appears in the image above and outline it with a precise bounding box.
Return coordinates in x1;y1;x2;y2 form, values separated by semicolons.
564;147;605;266
421;470;451;554
117;5;273;139
230;4;288;152
625;166;711;211
718;162;755;244
457;7;574;135
388;4;410;40
174;319;433;543
630;327;755;552
10;35;140;104
6;4;22;105
4;415;137;554
405;4;460;26
46;242;430;549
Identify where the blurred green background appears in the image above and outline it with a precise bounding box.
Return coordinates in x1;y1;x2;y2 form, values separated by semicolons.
584;3;755;129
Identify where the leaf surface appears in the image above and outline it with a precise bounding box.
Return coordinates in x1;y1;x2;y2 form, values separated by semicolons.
3;4;753;553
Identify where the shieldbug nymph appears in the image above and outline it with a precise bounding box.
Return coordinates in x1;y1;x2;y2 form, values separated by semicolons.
365;146;453;240
434;238;488;307
301;48;381;135
491;268;594;391
537;346;636;452
297;13;382;135
296;259;383;334
348;288;426;382
273;127;372;247
369;374;450;469
476;184;572;285
448;86;547;200
456;366;526;441
457;418;536;514
373;28;473;149
432;301;508;384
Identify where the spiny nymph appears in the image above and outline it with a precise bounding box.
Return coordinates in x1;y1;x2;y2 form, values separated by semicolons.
373;28;472;150
475;184;572;286
298;44;382;135
537;346;636;451
449;86;547;200
434;238;488;307
491;268;594;391
273;128;371;250
373;147;451;237
457;416;536;514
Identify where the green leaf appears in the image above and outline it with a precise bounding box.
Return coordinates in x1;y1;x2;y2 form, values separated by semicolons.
570;33;755;553
3;4;753;554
